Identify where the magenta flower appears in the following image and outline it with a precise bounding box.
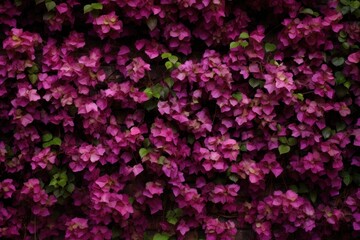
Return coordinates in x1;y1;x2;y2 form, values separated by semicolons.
31;148;56;170
0;179;16;199
78;144;106;163
65;218;89;239
126;57;151;82
3;28;42;60
0;0;358;239
93;12;123;39
143;181;163;198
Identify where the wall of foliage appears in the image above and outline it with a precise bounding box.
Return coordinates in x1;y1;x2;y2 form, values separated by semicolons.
0;0;360;239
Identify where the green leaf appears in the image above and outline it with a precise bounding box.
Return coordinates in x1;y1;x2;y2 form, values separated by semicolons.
187;135;195;145
354;8;360;17
264;43;276;52
230;41;240;49
112;227;121;239
322;127;332;139
60;171;67;180
300;8;314;15
53;189;61;198
158;156;166;165
287;137;297;146
49;178;58;187
144;88;153;98
309;191;317;203
143;138;151;148
289;185;298;193
42;133;53;142
343;171;352;186
66;183;75;193
168;55;178;64
279;137;288;144
15;0;22;6
341;6;350;15
35;0;45;4
164;77;174;88
83;4;93;13
69;105;77;117
353;173;360;186
229;174;239;183
165;61;173;70
167;216;178;225
46;185;55;193
249;78;263;88
174;208;182;216
335;71;346;85
139;148;149;158
144;99;158;111
300;8;319;16
161;52;172;59
339;31;347;38
340;0;349;5
240;143;247;152
298;183;309;193
239;41;249;48
166;210;178;225
239;32;249;39
295;93;304;101
146;16;157;31
42;137;62;148
29;74;38;85
232;92;243;102
332;57;345;67
28;65;39;74
350;1;360;9
338;36;346;43
144;232;152;240
45;1;56;11
58;178;67;188
335;85;349;98
91;3;103;10
51;137;62;146
336;122;346;132
160;86;169;99
68;173;75;182
153;233;170;240
344;81;351;89
342;42;350;49
174;62;181;68
278;145;290;155
152;84;163;99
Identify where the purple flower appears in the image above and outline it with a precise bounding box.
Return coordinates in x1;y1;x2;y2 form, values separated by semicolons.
93;12;123;39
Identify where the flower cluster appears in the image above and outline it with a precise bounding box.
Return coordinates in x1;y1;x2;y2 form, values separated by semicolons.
0;0;359;239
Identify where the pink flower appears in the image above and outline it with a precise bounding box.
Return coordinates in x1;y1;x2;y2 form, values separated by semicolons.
93;12;123;39
0;179;16;198
65;218;89;239
90;226;112;240
143;181;163;198
126;57;151;82
3;28;42;60
348;51;360;64
260;153;283;177
164;23;192;54
79;144;106;163
31;148;56;170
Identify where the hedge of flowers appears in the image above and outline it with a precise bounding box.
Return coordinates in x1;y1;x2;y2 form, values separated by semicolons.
0;0;359;239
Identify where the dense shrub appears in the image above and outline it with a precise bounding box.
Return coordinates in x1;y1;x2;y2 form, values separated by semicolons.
0;0;359;239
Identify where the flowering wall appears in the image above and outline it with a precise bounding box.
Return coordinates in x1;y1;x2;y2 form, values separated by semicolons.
0;0;360;239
